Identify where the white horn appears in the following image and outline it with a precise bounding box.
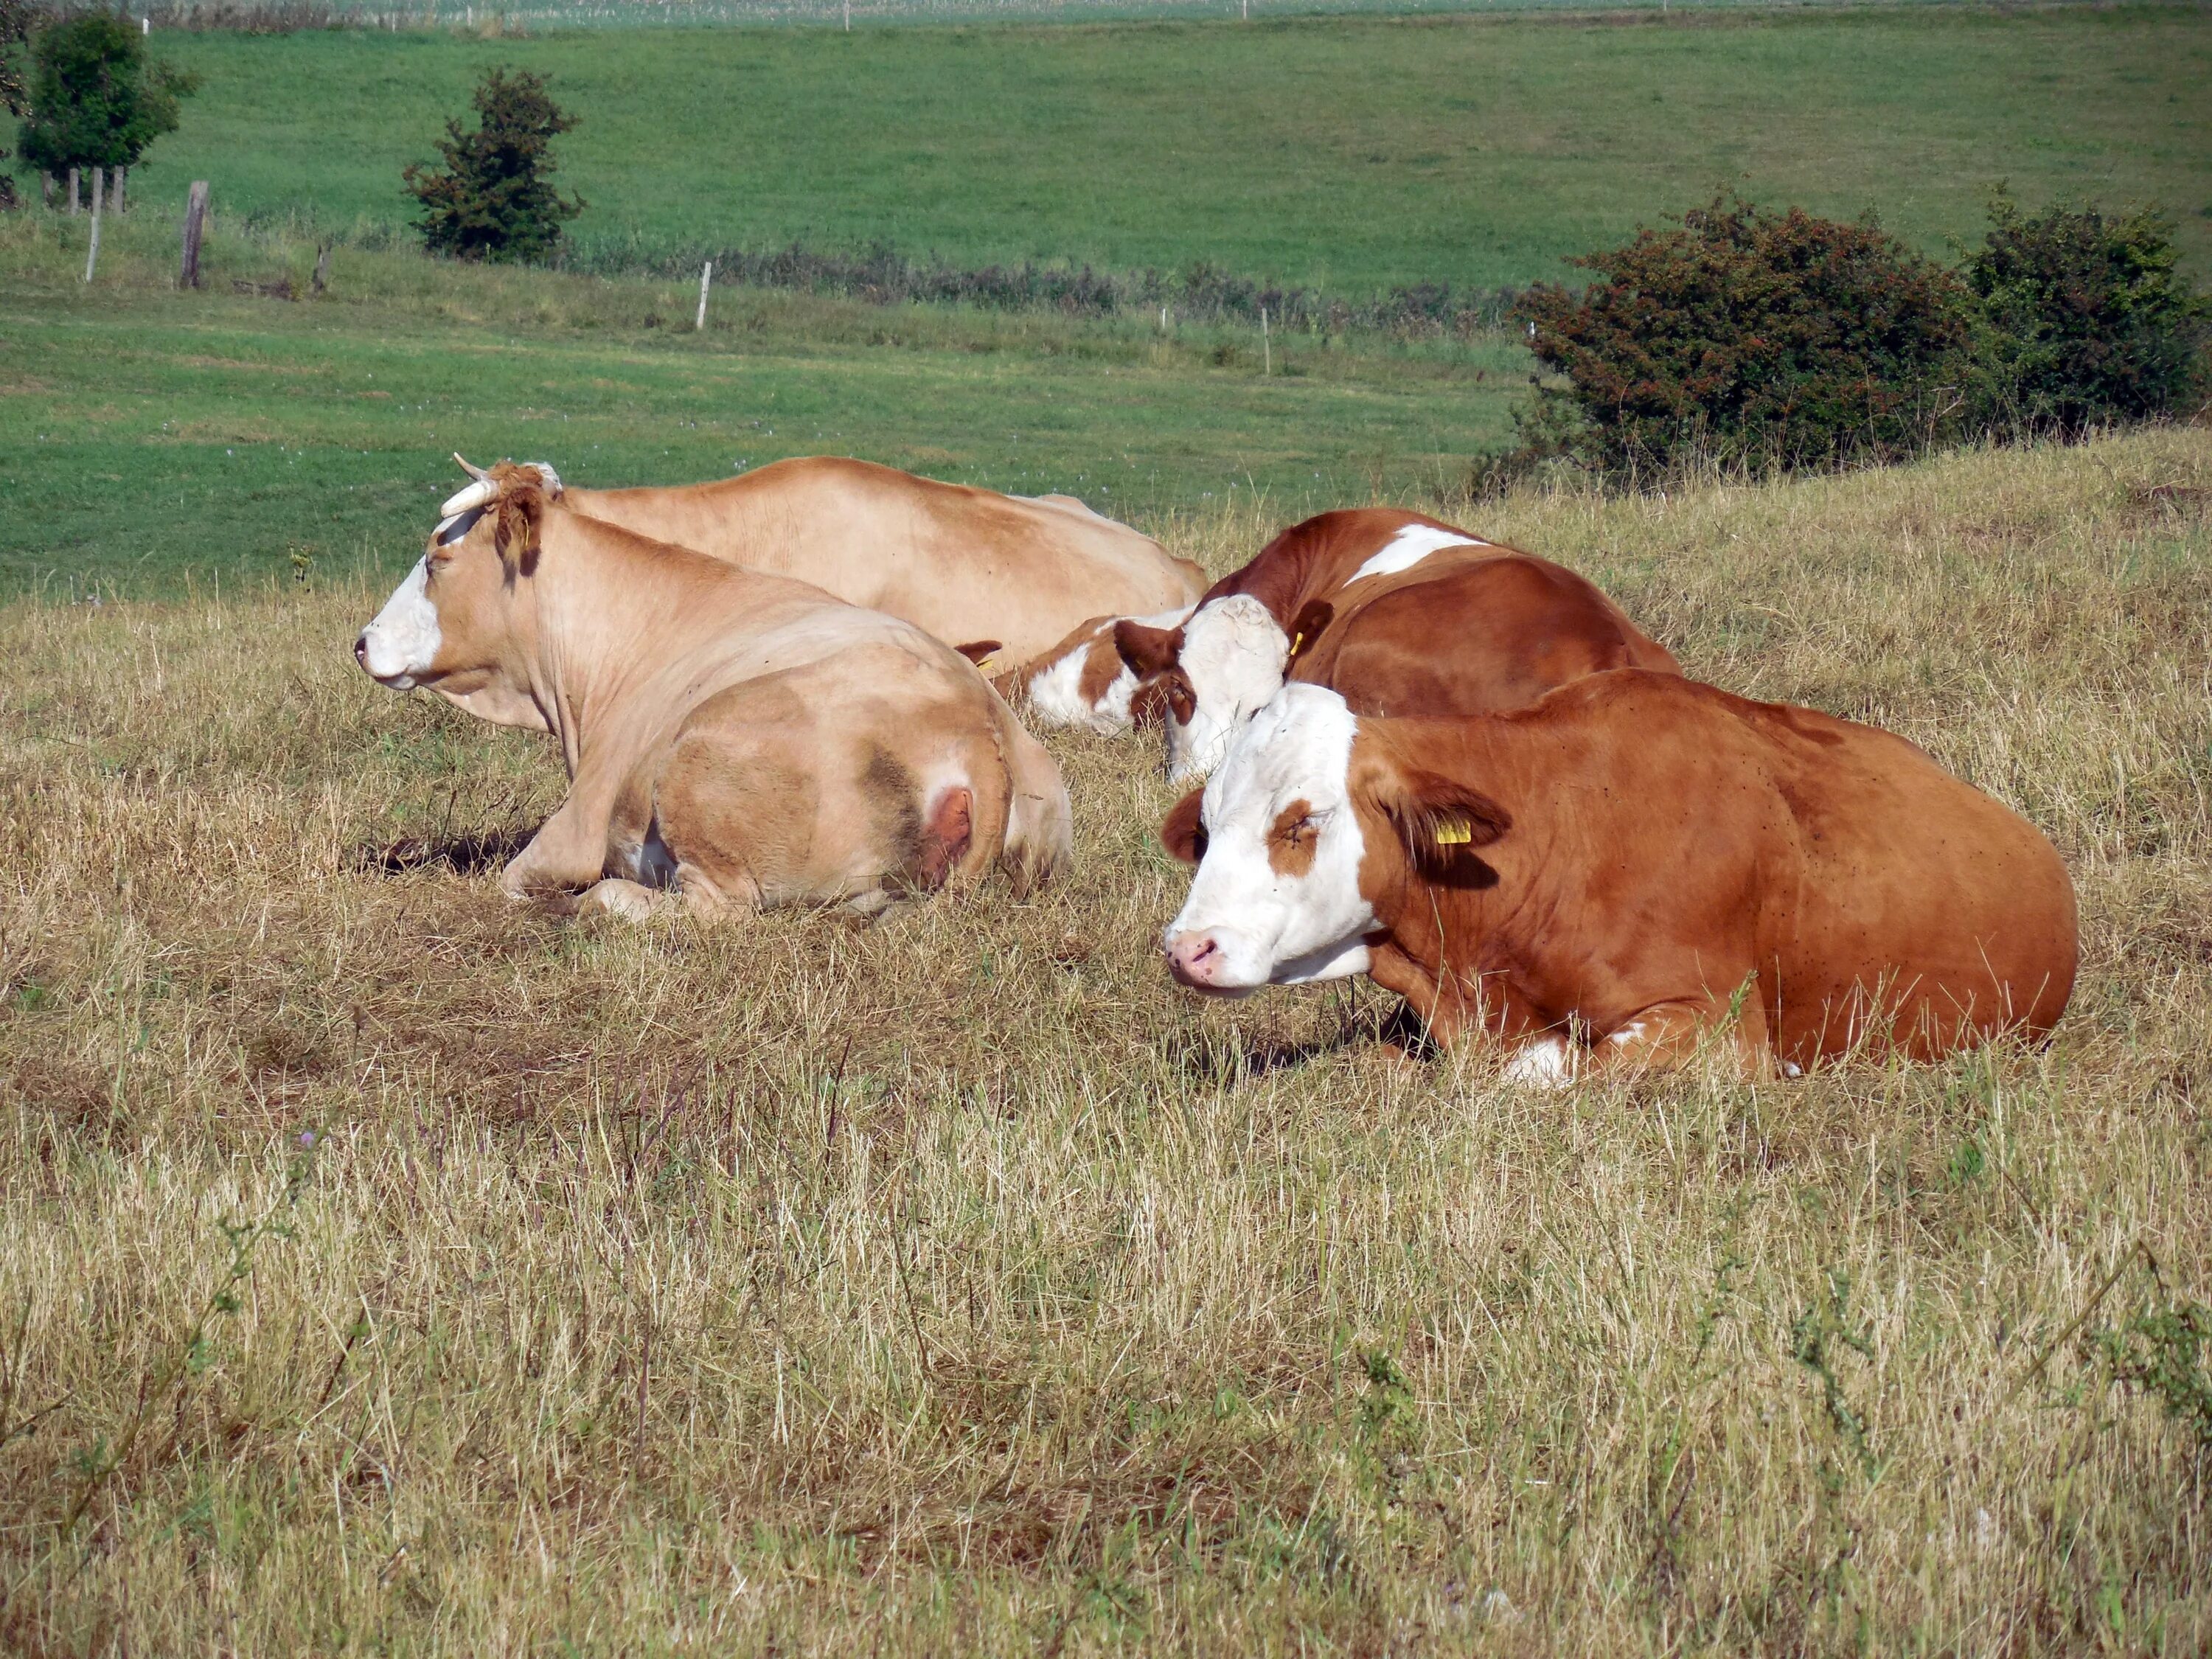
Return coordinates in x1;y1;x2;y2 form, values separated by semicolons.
453;452;492;481
439;477;499;518
518;460;562;496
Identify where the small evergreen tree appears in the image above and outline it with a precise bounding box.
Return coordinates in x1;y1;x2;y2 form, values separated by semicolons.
1964;192;2208;438
16;13;197;184
403;68;582;264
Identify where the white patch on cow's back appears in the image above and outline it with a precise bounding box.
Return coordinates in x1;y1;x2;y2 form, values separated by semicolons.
359;558;441;686
1502;1034;1575;1088
1349;522;1486;585
1162;684;1374;990
1166;594;1292;783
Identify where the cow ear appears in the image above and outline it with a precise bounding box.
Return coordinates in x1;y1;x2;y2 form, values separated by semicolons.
953;640;1004;666
1286;599;1333;665
1363;760;1510;886
493;482;546;576
1114;619;1184;679
1159;787;1208;864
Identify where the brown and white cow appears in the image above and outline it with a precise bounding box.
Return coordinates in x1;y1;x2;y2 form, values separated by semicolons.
439;455;1205;673
1157;675;2076;1079
359;463;1073;917
1064;508;1675;778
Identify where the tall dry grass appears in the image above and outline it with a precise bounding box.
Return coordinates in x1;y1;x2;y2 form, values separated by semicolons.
1;431;2208;1654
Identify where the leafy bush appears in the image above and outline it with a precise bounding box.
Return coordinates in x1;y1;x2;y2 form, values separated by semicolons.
403;68;582;265
15;12;197;180
1514;194;1971;479
1964;193;2208;438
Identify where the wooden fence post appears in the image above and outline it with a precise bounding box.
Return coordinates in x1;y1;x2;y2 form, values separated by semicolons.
41;173;53;210
83;168;103;284
180;180;209;290
67;167;79;215
114;166;127;215
1260;306;1270;376
312;239;333;295
695;260;713;330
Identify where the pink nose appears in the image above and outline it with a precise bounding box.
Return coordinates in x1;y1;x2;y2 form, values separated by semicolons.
1166;932;1223;987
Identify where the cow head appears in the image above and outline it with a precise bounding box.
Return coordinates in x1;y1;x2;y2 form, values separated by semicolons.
354;456;563;729
1158;685;1511;994
1114;594;1292;783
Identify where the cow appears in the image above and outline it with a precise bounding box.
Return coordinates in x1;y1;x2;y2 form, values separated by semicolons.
1009;604;1197;733
443;455;1206;674
1093;508;1677;779
356;463;1074;918
1156;674;2076;1079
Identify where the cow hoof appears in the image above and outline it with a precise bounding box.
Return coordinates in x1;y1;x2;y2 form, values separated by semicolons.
578;879;661;923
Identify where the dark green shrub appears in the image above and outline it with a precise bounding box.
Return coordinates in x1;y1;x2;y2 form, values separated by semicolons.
403;67;582;265
1964;193;2208;438
15;12;197;181
1514;194;1971;479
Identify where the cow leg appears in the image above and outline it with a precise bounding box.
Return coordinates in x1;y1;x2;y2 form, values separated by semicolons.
1588;993;1774;1080
500;799;617;900
672;863;762;922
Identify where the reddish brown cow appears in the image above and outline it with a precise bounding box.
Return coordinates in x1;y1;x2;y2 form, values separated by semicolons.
1090;508;1677;779
1158;675;2076;1079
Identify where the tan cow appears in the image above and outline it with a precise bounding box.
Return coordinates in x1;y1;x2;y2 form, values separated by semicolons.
359;464;1073;918
442;455;1205;672
1158;676;2076;1079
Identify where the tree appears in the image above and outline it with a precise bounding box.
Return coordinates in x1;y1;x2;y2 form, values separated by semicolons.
16;13;197;183
1513;194;1971;479
0;0;38;208
1964;192;2208;438
403;68;583;264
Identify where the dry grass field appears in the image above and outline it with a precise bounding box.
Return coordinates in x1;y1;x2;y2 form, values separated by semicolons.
1;429;2208;1654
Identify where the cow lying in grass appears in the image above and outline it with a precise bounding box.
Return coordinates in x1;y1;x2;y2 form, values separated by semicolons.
1158;675;2076;1078
357;463;1073;918
439;454;1206;675
1020;508;1677;778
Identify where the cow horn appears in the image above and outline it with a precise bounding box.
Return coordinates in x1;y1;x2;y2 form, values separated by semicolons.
439;477;500;519
453;453;492;481
518;460;563;496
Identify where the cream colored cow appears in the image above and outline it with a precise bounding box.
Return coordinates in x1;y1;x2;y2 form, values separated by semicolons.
358;463;1073;919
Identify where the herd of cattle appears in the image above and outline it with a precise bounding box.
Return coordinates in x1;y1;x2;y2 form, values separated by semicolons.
355;454;2079;1082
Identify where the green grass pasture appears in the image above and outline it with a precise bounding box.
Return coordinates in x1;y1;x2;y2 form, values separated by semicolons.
0;214;1520;596
113;4;2212;293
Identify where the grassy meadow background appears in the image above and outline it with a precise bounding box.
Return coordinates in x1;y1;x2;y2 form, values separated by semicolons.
4;0;2212;1649
2;433;2208;1653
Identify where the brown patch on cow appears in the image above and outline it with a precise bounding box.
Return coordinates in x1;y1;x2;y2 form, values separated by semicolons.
1266;799;1319;877
1161;788;1207;863
493;476;546;576
915;786;975;891
1075;635;1127;708
1285;599;1334;667
1129;676;1175;728
1113;619;1184;679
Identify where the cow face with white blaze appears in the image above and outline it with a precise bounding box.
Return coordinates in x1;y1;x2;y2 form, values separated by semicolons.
1158;684;1513;995
1113;594;1291;783
354;457;563;729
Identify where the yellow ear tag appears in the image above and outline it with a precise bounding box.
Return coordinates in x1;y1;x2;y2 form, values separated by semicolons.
1290;632;1304;653
1433;818;1472;846
975;654;997;675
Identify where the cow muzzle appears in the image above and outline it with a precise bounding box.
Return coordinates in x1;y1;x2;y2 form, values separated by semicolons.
1164;929;1258;997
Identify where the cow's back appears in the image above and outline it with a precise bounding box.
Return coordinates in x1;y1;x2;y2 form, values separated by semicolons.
1291;549;1680;719
567;458;1196;662
1717;693;2076;1058
1534;674;2076;1062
